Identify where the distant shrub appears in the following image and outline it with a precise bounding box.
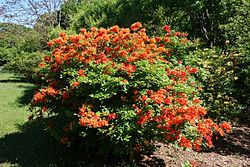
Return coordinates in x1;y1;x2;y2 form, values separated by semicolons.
4;51;42;81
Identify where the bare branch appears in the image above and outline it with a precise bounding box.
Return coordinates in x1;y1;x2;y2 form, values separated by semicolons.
0;0;66;27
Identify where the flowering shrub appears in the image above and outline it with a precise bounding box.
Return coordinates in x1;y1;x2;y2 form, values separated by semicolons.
30;23;231;157
185;48;245;121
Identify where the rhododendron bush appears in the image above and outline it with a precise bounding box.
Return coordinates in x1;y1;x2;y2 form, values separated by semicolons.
30;22;231;156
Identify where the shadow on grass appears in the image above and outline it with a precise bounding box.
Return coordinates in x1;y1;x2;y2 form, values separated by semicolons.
0;119;166;167
0;73;28;83
0;79;29;83
0;120;88;167
17;85;35;106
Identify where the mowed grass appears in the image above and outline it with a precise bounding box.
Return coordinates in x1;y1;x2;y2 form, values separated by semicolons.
0;73;78;167
0;73;32;137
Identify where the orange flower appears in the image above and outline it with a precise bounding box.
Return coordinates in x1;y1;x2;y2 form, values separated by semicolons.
90;27;98;32
39;63;46;68
163;37;171;43
196;106;207;116
120;50;128;57
59;31;66;38
137;110;152;125
43;87;59;97
193;98;201;103
188;67;198;74
43;56;51;63
121;79;128;84
176;98;188;106
120;63;136;73
105;47;112;53
72;81;80;87
33;92;45;103
130;22;142;31
79;108;109;128
193;138;202;151
62;91;70;100
220;122;231;133
108;113;117;120
141;95;147;102
80;28;87;34
78;69;85;76
155;37;161;42
174;32;182;36
179;136;192;148
163;25;171;32
110;25;120;33
150;89;166;104
47;41;53;47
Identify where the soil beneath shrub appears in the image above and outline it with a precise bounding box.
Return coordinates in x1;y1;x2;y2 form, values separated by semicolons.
138;124;250;167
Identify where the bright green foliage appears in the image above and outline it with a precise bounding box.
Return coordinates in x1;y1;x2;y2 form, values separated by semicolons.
4;51;42;81
0;23;44;80
0;23;42;51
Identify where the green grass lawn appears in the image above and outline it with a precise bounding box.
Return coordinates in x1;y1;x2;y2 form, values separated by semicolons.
0;73;79;167
0;73;33;138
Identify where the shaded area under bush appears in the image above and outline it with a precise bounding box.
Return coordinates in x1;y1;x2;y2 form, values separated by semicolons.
0;120;91;167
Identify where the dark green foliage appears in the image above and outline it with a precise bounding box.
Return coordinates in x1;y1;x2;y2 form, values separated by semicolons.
221;0;250;107
70;0;186;36
68;0;236;47
59;0;81;29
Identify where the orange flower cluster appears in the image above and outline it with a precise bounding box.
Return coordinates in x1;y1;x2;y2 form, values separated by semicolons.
79;106;109;128
186;66;199;74
33;87;59;104
44;22;190;78
179;136;192;148
137;110;152;125
130;22;142;31
134;89;231;149
166;68;189;83
78;105;117;128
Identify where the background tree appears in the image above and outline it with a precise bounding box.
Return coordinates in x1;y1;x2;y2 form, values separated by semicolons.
0;0;68;43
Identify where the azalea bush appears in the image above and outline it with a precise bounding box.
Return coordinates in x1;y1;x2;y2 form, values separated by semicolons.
184;48;245;121
30;23;231;157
